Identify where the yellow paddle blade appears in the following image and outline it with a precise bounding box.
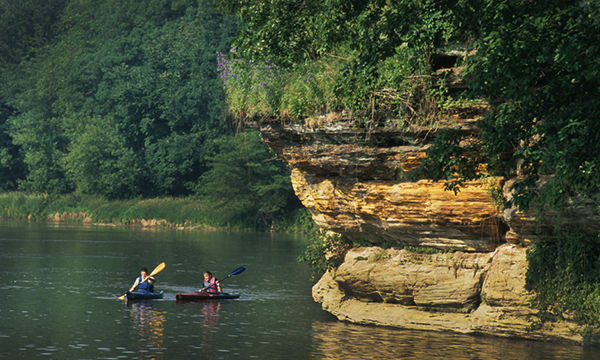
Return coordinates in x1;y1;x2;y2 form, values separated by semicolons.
118;262;165;299
148;262;166;277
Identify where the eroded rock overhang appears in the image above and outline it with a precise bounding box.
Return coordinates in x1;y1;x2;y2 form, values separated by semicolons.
259;119;504;251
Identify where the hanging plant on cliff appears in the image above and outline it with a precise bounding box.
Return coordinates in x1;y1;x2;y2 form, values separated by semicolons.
297;231;351;280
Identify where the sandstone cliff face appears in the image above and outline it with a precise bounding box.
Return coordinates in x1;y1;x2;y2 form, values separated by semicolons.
261;120;504;251
333;246;493;311
314;244;585;342
257;118;595;343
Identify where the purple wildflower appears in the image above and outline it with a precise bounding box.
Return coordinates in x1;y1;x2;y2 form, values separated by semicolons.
300;72;313;83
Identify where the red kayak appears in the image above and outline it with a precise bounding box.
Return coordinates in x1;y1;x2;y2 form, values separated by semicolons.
175;291;240;301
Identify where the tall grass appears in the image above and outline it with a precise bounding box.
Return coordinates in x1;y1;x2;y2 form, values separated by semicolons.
0;192;313;232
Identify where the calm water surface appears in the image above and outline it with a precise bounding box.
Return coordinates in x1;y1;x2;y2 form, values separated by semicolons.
0;222;597;359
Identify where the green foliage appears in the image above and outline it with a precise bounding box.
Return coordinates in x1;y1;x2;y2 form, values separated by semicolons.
273;207;317;233
144;132;209;196
84;197;210;226
526;232;600;328
0;0;239;198
219;0;335;67
220;52;344;120
63;115;142;199
0;191;211;225
279;60;343;119
0;102;24;190
219;0;469;122
469;0;600;210
217;52;286;119
0;192;50;219
196;130;298;229
413;128;482;194
0;190;314;232
9;111;72;194
297;231;350;280
0;0;312;230
0;0;67;65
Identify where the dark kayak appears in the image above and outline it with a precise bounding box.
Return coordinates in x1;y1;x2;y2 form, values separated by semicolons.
126;290;164;300
175;291;240;301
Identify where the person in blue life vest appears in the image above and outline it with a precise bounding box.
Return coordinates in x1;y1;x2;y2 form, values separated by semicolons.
199;271;221;293
128;267;156;293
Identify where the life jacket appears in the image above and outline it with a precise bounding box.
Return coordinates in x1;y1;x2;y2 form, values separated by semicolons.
137;275;151;291
203;277;218;293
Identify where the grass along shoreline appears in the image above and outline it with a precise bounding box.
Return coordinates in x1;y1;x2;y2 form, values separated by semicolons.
0;192;315;233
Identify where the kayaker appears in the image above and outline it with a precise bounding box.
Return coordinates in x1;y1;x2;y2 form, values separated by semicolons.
128;267;156;293
199;271;221;293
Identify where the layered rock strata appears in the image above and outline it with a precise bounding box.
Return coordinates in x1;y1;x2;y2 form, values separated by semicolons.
257;118;596;343
314;244;587;343
260;120;503;251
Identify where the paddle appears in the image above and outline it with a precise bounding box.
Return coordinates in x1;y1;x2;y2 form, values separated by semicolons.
199;266;245;293
118;262;166;300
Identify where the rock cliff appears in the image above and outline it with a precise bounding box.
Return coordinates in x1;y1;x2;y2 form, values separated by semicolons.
313;244;583;342
260;119;506;251
257;117;596;343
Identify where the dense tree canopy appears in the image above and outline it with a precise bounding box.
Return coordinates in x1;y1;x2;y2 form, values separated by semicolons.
471;0;600;210
0;0;242;197
196;130;298;228
219;0;469;120
0;0;300;229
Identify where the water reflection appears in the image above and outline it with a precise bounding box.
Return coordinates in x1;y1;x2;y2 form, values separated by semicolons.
173;300;223;355
202;301;222;355
311;321;594;360
127;301;165;357
202;301;222;328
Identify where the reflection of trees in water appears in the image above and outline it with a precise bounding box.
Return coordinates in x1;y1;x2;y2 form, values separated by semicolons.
311;321;587;360
128;301;165;357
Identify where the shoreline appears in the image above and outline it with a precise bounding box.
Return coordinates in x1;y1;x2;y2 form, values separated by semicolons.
0;192;314;234
0;212;302;233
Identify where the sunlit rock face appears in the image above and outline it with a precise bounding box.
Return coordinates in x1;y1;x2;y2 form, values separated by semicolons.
333;246;494;312
313;245;587;343
260;120;504;251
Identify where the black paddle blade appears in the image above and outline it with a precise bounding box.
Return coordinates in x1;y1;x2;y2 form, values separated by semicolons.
229;266;245;276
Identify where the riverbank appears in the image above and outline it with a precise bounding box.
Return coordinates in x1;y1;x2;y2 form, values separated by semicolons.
0;192;315;233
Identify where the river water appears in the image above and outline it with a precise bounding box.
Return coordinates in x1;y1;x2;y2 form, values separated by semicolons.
0;222;597;359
